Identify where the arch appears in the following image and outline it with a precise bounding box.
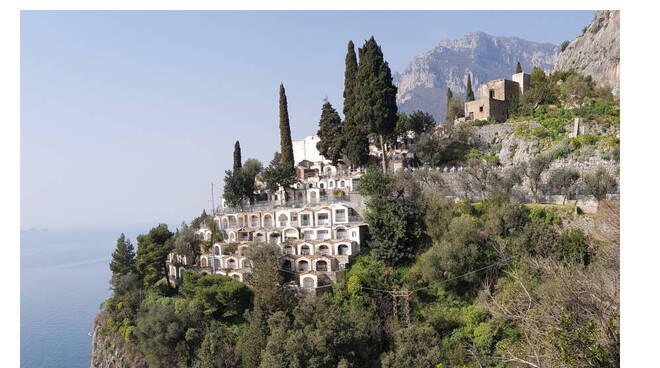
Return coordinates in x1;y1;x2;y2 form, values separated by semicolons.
297;242;314;256
254;231;266;243
263;214;274;228
178;266;185;280
269;232;281;244
319;182;325;189
249;214;260;228
337;243;351;256
200;256;208;268
228;216;238;227
282;258;294;271
229;272;242;282
339;180;345;188
278;213;289;227
228;231;236;242
226;258;237;270
297;259;310;272
283;244;295;255
213;258;222;269
336;227;349;240
222;218;229;229
239;257;250;270
315;259;328;271
213;244;222;256
284;227;299;241
317;243;331;256
309;191;318;204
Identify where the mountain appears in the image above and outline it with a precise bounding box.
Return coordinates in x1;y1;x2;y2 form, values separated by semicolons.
553;10;620;97
394;31;559;122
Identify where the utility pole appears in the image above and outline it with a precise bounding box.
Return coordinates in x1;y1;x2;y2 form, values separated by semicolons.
211;182;216;274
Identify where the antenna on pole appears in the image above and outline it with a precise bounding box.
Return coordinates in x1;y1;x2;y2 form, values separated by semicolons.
211;182;216;274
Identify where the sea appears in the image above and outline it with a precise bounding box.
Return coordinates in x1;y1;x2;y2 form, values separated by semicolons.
20;225;150;368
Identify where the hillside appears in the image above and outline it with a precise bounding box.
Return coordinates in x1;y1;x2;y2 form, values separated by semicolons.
394;31;559;121
554;10;620;97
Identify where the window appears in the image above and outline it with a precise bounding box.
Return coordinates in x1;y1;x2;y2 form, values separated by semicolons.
479;106;484;112
301;245;311;255
489;89;495;99
318;213;329;225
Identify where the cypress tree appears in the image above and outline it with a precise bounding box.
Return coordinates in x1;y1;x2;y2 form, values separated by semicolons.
342;41;370;168
279;83;295;168
445;88;453;121
516;61;522;73
233;140;242;172
354;36;398;172
466;73;475;101
316;100;343;165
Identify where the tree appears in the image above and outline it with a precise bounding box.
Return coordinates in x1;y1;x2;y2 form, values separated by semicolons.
407;110;435;135
316;100;344;165
110;233;136;289
279;83;295;168
242;158;263;178
445;96;465;123
260;152;297;196
136;224;174;289
515;61;522;73
223;168;255;210
360;167;426;266
445;87;453;119
245;244;294;316
354;36;398;172
548;167;580;203
523;67;559;109
342;40;370;168
582;167;618;202
233;141;242;172
524;153;553;202
466;73;475;102
174;223;202;266
191;209;210;230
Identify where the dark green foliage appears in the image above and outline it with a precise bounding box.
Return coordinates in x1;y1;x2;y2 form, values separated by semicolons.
561;40;570;52
233;140;242;172
466;73;475;102
412;132;470;167
582;167;618;202
191;209;210;230
245;244;295;316
381;325;445;367
260;152;297;194
136;224;174;289
560;228;591;265
418;215;492;292
445;95;465;123
361;167;426;266
524;153;553;201
237;308;268;368
242;158;263;178
197;322;238;368
406;110;435;135
446;87;453;117
278;84;295;168
179;271;252;321
424;193;455;241
515;61;522;73
522;67;559;108
315;100;344;165
552;312;619;367
110;233;137;289
354;36;398;171
484;197;530;238
173;223;202;266
222;168;255;209
342;40;370;168
517;221;562;259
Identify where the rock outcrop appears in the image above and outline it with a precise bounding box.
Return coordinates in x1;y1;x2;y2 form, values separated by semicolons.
554;10;620;97
394;31;559;122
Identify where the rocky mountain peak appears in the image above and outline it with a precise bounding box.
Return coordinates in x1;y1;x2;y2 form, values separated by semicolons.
553;10;620;97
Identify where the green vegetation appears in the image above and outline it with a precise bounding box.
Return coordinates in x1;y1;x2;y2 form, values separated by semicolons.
278;83;295;169
342;40;370;168
315;100;344;165
466;73;474;101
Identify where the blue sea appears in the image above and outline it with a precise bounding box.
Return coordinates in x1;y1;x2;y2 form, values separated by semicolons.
21;225;148;368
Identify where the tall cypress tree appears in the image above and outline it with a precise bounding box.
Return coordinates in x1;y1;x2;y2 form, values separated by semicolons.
342;41;370;168
279;83;295;168
516;61;522;73
354;36;398;172
316;100;343;165
233;140;242;172
466;73;475;101
445;88;453;121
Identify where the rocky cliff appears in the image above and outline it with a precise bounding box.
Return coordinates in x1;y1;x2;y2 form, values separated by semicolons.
394;31;559;122
554;10;620;97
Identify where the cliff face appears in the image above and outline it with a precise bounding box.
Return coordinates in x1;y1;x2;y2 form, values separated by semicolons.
90;312;145;368
394;31;559;122
554;10;620;97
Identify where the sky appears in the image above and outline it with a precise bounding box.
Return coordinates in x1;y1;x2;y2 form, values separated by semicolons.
20;10;594;230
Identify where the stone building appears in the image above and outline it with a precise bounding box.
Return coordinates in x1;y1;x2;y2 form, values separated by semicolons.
465;72;530;122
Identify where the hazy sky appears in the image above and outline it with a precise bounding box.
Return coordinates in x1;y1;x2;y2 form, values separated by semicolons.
21;10;594;230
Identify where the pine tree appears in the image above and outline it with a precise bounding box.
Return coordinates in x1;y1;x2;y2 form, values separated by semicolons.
110;233;136;285
466;73;475;101
342;40;370;168
316;100;343;165
279;84;295;169
516;61;522;73
233;140;242;172
445;88;453;122
354;36;398;172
